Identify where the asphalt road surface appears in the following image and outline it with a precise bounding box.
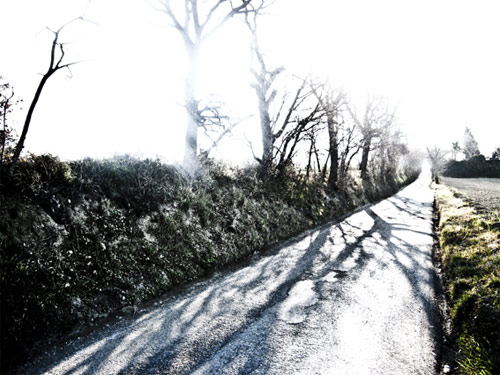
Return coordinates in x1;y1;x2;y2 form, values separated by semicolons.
14;169;441;375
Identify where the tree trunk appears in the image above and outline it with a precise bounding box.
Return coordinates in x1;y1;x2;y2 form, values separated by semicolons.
327;113;338;191
359;137;371;180
305;138;314;180
11;73;52;169
257;88;273;176
313;141;321;173
321;153;330;182
182;45;200;174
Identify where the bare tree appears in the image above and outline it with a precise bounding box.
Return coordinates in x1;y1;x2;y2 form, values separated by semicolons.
10;17;84;170
376;125;408;183
247;61;318;177
158;0;264;173
426;146;448;182
337;112;363;181
197;97;249;156
273;99;323;175
309;81;344;191
347;97;395;180
243;0;282;175
244;2;325;178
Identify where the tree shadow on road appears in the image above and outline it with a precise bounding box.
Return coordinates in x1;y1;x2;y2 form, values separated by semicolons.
16;190;443;375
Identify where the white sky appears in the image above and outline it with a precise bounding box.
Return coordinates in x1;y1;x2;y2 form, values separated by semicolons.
1;0;499;163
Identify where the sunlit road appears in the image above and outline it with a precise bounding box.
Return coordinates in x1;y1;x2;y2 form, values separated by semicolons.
15;169;441;375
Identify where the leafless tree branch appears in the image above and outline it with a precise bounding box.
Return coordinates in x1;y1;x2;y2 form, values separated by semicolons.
10;16;88;169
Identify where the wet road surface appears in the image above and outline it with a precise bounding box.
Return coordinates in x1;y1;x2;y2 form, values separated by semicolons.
14;169;441;375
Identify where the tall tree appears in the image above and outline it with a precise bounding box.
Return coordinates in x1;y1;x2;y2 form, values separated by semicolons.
426;146;447;182
348;97;394;181
451;141;461;161
159;0;262;173
463;126;480;160
273;97;322;175
243;0;282;176
310;81;344;191
10;17;84;170
337;111;362;181
244;2;322;178
376;125;408;183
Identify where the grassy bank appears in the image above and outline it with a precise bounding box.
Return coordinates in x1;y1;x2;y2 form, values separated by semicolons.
0;154;418;369
434;183;500;374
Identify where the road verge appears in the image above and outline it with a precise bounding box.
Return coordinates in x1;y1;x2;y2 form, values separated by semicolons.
433;182;500;374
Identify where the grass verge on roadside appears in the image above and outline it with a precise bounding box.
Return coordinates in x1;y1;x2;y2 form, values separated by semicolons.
434;183;500;375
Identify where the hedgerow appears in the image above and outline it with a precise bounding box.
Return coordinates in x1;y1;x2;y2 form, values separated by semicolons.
443;156;500;178
0;154;416;369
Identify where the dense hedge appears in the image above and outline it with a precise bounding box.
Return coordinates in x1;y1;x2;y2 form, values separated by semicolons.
0;155;418;370
443;156;500;178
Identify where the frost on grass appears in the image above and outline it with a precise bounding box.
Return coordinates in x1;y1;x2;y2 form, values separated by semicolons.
435;182;500;375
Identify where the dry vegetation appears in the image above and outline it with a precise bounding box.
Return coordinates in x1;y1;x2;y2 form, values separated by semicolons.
440;177;500;213
0;154;418;370
434;183;500;375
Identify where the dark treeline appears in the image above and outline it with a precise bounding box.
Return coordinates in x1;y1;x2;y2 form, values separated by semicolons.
443;156;500;178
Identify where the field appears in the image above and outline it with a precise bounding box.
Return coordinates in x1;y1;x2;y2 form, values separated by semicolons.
440;177;500;213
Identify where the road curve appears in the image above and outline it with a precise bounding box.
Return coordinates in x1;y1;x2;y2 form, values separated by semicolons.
14;169;441;375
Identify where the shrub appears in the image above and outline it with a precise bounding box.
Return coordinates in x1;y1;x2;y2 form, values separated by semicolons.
443;156;500;178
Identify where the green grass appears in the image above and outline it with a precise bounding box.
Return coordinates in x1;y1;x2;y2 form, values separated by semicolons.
434;183;500;375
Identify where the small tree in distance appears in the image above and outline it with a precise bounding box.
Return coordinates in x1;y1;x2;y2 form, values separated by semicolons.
347;97;395;181
490;147;500;161
462;126;480;160
451;141;461;161
426;146;447;182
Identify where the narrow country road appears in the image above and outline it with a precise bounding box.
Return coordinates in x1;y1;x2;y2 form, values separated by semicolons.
14;169;441;375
